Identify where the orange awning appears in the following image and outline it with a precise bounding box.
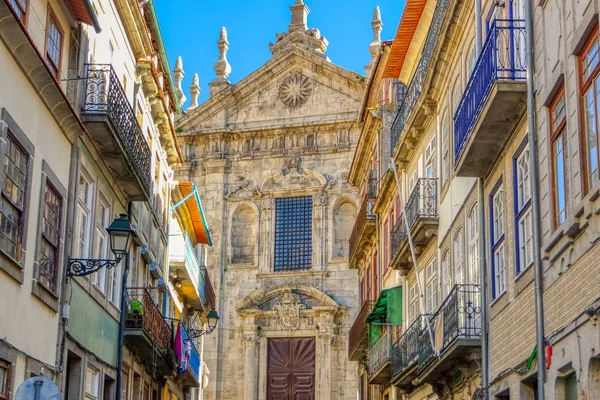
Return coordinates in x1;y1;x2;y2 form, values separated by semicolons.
383;0;428;78
176;182;212;246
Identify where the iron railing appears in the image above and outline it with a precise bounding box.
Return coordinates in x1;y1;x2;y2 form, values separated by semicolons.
390;0;451;148
437;284;482;350
180;322;201;382
349;197;376;260
82;64;152;196
348;300;375;358
125;288;171;351
390;314;430;378
202;266;216;310
390;178;438;260
367;325;403;378
453;19;526;163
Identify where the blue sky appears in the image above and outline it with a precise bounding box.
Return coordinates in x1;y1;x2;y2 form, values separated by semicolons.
154;0;406;107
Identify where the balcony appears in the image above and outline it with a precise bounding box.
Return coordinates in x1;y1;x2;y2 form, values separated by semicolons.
348;300;375;361
170;231;206;311
391;285;482;386
180;323;202;387
349;197;377;269
124;288;176;377
390;314;430;389
453;20;527;177
367;325;402;384
390;179;438;273
81;64;152;201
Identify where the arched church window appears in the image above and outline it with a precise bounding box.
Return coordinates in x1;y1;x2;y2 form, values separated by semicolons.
231;205;257;264
333;201;357;258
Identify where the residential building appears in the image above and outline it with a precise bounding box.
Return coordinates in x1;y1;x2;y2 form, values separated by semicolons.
173;1;368;398
167;181;216;400
351;0;600;396
0;0;98;395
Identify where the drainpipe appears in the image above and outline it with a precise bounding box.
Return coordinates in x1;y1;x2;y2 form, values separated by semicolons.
524;0;546;396
474;3;490;398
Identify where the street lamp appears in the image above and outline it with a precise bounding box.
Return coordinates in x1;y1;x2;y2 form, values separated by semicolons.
66;213;135;277
187;309;220;339
65;213;135;400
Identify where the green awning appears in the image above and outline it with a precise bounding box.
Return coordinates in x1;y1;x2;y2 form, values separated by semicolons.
365;286;403;345
365;288;391;323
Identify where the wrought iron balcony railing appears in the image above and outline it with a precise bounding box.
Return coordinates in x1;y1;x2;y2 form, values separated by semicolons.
453;20;526;163
348;300;375;359
349;196;376;261
390;0;450;148
390;314;430;378
125;288;171;351
437;283;482;351
180;322;201;382
367;325;403;379
202;266;216;310
390;178;438;260
82;64;152;196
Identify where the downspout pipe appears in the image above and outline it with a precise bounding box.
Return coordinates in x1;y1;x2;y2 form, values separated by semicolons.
524;0;546;397
474;1;489;398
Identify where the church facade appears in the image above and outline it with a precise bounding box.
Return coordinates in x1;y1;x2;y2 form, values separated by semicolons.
174;2;368;399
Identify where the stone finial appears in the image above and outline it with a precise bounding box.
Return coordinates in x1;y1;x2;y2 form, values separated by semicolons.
173;56;187;107
188;73;200;110
288;0;309;33
365;6;383;77
209;27;233;97
214;27;231;80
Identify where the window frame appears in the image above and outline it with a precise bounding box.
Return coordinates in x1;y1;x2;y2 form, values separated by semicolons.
441;110;450;187
409;280;419;322
514;140;533;276
425;257;438;313
0;360;10;400
578;26;600;193
441;249;452;298
490;179;507;299
453;228;465;285
467;203;480;284
44;5;64;79
92;192;111;293
85;366;100;399
7;0;29;26
75;168;94;259
549;85;568;228
273;196;313;271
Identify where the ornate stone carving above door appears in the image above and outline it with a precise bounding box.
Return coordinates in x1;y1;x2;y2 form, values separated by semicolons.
273;291;306;331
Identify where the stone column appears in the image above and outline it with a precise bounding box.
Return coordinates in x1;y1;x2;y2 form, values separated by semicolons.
260;197;275;273
312;193;328;269
243;334;260;400
318;331;336;400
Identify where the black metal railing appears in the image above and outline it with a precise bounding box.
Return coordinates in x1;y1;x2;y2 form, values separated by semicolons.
367;325;403;379
438;284;481;350
390;314;430;378
390;0;451;148
390;178;438;260
82;64;152;196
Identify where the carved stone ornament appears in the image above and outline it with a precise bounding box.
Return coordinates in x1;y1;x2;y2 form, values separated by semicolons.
273;292;306;331
243;335;260;347
279;73;312;107
318;332;338;346
312;193;327;207
261;197;276;211
284;154;301;174
226;178;262;199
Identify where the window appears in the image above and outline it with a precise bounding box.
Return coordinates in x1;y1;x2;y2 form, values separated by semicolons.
580;28;600;189
454;229;465;284
564;373;578;400
468;204;479;284
372;251;379;297
1;134;29;264
274;197;312;271
409;281;419;322
425;258;437;313
92;194;110;292
408;170;417;195
0;360;10;400
38;183;62;292
383;218;389;269
515;142;533;274
75;170;93;258
8;0;27;23
441;249;452;298
85;367;100;399
466;41;477;76
550;86;567;226
490;181;507;298
424;137;436;178
45;7;63;78
441;111;450;186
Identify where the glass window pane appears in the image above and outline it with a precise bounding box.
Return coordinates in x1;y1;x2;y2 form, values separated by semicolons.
274;197;313;271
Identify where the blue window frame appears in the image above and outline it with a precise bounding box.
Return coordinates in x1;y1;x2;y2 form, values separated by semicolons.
274;196;313;271
489;178;506;299
514;139;533;275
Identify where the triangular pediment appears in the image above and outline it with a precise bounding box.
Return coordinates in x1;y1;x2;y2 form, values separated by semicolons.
177;45;367;134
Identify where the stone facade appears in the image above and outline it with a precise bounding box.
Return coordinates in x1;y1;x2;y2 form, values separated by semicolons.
174;2;366;399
